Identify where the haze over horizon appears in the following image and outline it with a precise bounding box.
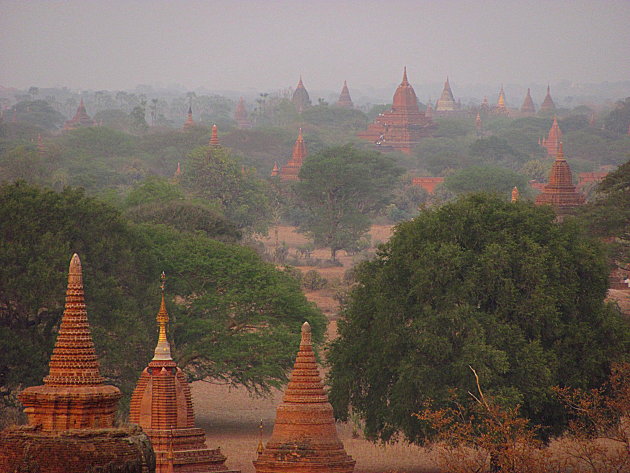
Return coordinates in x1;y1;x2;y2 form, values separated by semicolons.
2;0;630;95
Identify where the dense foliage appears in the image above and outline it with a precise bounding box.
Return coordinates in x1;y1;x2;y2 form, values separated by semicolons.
328;194;629;442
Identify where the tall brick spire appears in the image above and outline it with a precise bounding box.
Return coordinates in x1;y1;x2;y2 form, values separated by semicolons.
535;142;585;214
337;80;353;108
183;105;195;129
253;322;355;473
210;124;220;147
292;75;311;113
540;85;556;112
520;88;536;114
19;254;121;431
235;97;252;129
280;128;308;181
435;76;456;111
542;117;562;157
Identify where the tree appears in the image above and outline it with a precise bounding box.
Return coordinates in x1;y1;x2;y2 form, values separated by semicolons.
469;136;526;168
295;145;403;259
444;165;529;197
604;97;630;135
10;100;65;130
327;194;629;443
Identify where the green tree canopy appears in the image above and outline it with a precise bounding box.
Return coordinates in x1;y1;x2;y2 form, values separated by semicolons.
604;97;630;135
295;145;403;259
444;165;529;197
328;194;628;443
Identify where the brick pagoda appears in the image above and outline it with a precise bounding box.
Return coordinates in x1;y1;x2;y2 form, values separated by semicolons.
271;161;280;177
292;76;311;113
234;97;252;129
357;67;434;154
542;117;562;157
540;85;556;113
0;254;153;473
184;105;195;129
336;81;354;108
253;322;355;473
494;86;509;115
129;273;237;473
210;124;220;147
520;88;536;114
279;128;307;182
435;77;457;112
64;98;96;130
535;142;585;214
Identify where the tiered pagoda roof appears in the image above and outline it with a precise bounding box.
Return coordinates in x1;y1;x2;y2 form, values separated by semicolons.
357;68;434;154
292;76;311;113
435;77;456;111
183;105;195;129
210;124;220;147
129;274;236;473
234;97;252;129
520;88;536;114
542;117;562;157
253;322;355;473
280;128;307;181
64;99;96;130
535;142;585;214
336;81;353;108
540;85;556;113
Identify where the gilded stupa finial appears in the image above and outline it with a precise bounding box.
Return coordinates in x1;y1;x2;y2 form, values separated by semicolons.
153;272;172;361
256;419;264;455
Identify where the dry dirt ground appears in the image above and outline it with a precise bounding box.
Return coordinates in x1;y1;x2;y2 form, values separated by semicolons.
192;224;439;473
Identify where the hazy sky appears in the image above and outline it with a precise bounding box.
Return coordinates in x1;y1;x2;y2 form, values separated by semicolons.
1;0;629;93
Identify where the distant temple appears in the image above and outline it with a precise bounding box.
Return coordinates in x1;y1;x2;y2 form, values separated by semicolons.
280;128;307;181
253;322;355;473
494;86;509;115
270;161;280;177
64;98;96;130
540;85;556;113
435;77;457;112
130;273;236;473
357;67;434;154
475;112;483;136
210;124;220;147
542;117;562;157
0;254;152;473
336;80;354;108
535;142;585;214
292;76;311;113
234;97;252;129
183;105;195;129
520;88;536;114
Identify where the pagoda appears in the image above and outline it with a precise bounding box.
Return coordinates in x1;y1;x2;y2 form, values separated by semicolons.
234;97;252;129
511;186;520;202
292;76;311;113
357;67;434;154
542;117;562;157
480;96;490;113
130;273;237;473
64;98;96;130
494;86;509;115
425;100;434;119
271;161;280;177
535;142;585;214
37;134;47;157
280;128;307;181
336;80;354;108
183;105;195;129
435;77;456;112
520;88;536;114
475;112;483;137
210;124;220;147
253;322;355;473
0;254;152;473
540;85;556;113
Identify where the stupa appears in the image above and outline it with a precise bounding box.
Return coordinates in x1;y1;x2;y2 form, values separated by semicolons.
271;161;280;177
183;105;195;129
292;76;311;113
253;322;355;473
511;186;520;202
0;254;153;473
520;88;536;114
435;77;456;112
64;98;96;130
210;124;220;147
129;273;237;473
540;85;556;113
494;86;509;115
542;117;562;157
535;142;585;214
280;128;307;181
336;81;353;108
357;67;434;154
234;97;252;129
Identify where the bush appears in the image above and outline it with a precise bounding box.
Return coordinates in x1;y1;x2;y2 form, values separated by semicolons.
302;270;328;290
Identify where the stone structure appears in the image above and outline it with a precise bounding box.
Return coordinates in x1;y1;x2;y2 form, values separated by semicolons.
0;254;153;473
234;97;252;129
412;177;445;194
271;161;280;177
253;322;355;473
535;142;585;214
425;100;434;119
480;96;490;113
511;186;520;202
336;81;353;108
292;76;311;113
357;68;434;154
280;128;307;181
130;274;236;473
64;98;96;130
494;86;509;115
542;117;562;157
520;88;536;114
184;105;195;129
540;85;556;113
435;77;457;112
210;124;220;147
174;162;182;179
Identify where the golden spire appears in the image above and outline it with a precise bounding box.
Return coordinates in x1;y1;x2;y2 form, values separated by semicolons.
256;419;264;455
511;186;520;202
153;271;172;361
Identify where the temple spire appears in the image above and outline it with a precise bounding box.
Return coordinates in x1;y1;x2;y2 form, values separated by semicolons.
153;272;172;362
540;84;556;112
401;66;409;85
511;186;520;202
209;124;220;146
